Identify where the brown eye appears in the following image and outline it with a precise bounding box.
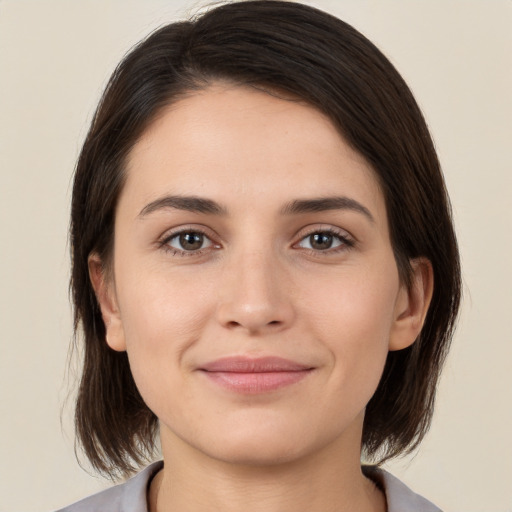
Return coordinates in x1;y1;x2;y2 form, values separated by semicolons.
309;233;334;250
297;230;349;252
167;231;212;252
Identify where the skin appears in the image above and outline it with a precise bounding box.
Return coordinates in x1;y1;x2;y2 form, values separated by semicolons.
90;83;433;512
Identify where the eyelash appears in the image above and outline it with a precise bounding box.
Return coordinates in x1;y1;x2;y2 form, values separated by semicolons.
158;226;355;257
295;227;355;256
158;226;218;257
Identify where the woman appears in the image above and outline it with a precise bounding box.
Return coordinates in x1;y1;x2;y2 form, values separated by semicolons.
60;1;461;510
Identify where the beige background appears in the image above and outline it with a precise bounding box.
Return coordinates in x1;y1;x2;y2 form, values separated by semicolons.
0;0;511;510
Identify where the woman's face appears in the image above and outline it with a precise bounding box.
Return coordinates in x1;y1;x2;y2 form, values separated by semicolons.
93;84;424;466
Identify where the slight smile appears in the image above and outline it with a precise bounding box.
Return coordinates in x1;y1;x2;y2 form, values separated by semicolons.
198;356;315;394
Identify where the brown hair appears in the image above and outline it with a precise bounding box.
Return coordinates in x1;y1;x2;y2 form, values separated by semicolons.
70;0;461;478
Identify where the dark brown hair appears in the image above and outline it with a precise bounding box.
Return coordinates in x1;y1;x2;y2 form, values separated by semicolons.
70;0;461;478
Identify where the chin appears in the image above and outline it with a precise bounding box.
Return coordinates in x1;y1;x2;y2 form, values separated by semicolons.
206;435;307;467
191;414;332;467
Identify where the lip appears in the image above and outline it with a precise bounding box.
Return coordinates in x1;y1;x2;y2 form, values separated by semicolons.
198;356;314;394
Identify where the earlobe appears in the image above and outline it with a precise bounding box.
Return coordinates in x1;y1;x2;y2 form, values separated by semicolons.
389;258;434;351
88;253;127;352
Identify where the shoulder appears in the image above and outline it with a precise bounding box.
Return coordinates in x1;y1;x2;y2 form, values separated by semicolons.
55;461;163;512
365;467;443;512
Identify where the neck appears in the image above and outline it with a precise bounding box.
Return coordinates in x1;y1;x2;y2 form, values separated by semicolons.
150;422;386;512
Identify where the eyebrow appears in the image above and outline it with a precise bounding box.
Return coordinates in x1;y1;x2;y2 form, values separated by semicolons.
138;195;227;217
138;194;374;222
280;196;375;222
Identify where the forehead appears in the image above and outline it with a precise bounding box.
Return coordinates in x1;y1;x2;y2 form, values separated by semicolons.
122;84;386;221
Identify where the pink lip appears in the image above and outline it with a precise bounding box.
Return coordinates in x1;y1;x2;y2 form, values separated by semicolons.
199;356;314;394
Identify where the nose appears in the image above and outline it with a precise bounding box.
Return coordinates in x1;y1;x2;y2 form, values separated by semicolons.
215;249;295;335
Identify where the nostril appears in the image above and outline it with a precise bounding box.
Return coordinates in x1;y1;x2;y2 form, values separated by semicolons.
225;319;282;330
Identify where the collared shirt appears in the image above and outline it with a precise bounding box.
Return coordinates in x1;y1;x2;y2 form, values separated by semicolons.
56;461;442;512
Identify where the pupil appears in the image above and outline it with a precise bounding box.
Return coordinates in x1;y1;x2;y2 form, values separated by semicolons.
180;232;203;250
311;233;332;250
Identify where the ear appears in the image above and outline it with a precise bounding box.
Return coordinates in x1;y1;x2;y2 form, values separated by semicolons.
88;253;126;352
389;258;434;351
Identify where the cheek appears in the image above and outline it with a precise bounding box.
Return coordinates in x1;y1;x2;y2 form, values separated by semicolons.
302;265;399;390
113;264;215;396
305;263;399;337
123;281;191;344
116;251;215;343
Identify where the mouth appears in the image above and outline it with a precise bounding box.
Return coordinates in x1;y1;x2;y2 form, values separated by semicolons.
198;356;315;394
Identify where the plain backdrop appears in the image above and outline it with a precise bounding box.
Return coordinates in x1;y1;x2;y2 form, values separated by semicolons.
0;1;511;511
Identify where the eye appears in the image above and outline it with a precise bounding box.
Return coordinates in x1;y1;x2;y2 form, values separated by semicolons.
165;230;214;252
296;230;353;252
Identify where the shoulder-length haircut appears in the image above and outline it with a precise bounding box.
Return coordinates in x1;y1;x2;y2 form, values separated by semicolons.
71;0;461;478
